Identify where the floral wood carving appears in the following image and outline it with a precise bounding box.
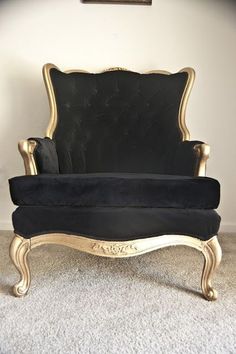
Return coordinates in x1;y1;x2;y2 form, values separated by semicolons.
92;243;138;255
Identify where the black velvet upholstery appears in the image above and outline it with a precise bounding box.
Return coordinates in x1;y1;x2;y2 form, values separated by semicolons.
31;137;206;177
12;206;221;241
28;70;207;176
9;66;221;242
168;140;203;176
50;69;190;174
29;137;59;174
9;173;220;209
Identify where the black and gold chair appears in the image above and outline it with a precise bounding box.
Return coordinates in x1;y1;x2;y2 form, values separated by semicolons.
9;64;222;299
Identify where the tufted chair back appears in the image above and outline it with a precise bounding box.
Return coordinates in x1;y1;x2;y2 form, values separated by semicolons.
48;68;190;174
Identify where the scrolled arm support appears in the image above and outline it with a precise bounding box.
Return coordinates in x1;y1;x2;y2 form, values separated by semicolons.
18;139;38;175
168;140;210;177
193;143;210;177
18;137;59;175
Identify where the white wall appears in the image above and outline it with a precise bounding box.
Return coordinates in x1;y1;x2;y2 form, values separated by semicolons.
0;0;236;231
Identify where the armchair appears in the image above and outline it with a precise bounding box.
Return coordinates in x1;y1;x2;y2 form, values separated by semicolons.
9;64;222;299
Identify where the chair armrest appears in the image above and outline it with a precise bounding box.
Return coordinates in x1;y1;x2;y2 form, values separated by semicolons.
18;137;59;175
169;140;210;177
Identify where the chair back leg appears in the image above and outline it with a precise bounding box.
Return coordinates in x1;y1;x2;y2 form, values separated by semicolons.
10;234;31;297
201;236;222;301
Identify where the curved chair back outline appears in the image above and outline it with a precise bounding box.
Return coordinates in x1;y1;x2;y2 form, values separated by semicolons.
43;64;195;141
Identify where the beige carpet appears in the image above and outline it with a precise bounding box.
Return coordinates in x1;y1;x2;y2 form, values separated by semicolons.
0;231;235;354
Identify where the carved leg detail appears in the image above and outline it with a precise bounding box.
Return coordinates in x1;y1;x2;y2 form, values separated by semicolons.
10;235;31;297
201;237;222;301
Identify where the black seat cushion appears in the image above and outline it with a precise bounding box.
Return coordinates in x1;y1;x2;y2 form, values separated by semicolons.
9;173;220;209
12;206;221;241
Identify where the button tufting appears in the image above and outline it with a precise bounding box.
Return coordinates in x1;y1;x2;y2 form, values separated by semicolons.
64;102;71;109
53;70;187;173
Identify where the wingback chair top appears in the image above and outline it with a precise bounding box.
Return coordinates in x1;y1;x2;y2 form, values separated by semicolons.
21;64;208;177
46;65;192;174
9;64;222;300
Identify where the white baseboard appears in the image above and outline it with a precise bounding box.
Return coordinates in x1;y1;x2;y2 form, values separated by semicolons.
0;221;12;230
0;221;235;233
220;223;236;233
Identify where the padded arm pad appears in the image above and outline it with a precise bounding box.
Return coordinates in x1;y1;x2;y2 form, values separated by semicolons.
168;140;207;176
29;137;59;174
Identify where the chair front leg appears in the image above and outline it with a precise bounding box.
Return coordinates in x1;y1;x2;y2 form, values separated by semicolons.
201;236;222;301
10;234;31;297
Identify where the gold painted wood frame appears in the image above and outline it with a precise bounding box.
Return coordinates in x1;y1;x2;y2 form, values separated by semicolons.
13;64;221;299
10;233;222;300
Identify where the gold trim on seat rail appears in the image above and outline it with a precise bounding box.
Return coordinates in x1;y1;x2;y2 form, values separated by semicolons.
194;143;210;177
10;233;222;300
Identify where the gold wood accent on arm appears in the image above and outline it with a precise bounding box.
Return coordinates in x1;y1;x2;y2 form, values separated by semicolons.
18;139;38;175
194;143;210;176
10;233;221;300
43;64;195;141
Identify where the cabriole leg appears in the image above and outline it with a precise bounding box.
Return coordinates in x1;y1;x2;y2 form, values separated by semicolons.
201;236;222;301
9;234;31;297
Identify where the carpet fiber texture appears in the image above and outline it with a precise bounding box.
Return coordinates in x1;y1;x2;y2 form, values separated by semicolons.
0;231;235;354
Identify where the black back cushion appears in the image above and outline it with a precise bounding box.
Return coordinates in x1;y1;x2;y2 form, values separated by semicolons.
50;69;188;173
